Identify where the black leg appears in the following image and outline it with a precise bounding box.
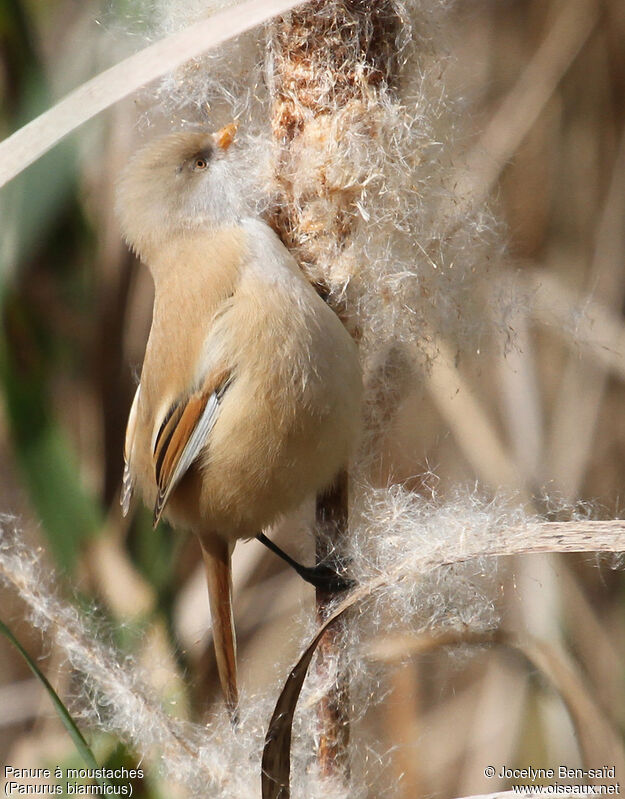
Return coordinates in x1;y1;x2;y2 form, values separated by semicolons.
256;533;355;592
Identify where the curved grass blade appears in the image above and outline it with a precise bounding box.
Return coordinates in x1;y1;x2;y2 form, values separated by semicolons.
261;575;387;799
262;624;328;799
0;617;106;788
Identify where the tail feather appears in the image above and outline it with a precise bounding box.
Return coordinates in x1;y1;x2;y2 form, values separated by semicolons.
200;536;238;721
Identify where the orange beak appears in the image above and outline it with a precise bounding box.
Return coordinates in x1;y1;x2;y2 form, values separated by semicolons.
214;122;238;151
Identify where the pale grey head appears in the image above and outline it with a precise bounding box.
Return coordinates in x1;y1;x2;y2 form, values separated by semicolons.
116;125;246;260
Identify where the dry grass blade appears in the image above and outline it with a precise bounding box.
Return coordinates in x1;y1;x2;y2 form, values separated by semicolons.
496;519;625;555
0;0;304;189
262;624;327;799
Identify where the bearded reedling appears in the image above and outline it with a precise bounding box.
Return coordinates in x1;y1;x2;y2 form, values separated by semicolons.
116;125;362;718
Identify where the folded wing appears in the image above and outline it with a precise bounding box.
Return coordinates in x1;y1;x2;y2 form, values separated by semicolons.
152;367;232;527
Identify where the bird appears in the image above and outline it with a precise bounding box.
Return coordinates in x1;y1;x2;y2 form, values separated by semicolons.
116;124;362;718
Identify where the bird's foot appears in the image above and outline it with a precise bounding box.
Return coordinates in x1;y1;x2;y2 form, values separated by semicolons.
293;561;355;593
256;533;355;593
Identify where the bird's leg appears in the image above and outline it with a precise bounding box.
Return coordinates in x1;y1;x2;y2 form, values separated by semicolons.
256;532;355;593
199;535;238;723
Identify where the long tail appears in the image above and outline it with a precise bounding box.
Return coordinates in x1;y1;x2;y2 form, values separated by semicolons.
200;536;238;721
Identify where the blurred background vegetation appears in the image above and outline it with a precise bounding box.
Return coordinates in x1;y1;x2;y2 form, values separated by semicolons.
0;0;625;797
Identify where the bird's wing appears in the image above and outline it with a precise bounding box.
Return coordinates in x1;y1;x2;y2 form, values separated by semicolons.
121;383;141;517
152;366;232;527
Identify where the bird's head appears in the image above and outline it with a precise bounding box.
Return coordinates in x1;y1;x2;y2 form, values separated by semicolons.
116;124;242;260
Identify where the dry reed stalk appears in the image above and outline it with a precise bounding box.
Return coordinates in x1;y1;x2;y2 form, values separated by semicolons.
367;625;625;777
450;0;599;223
418;339;523;492
267;0;404;779
526;267;625;382
546;129;625;499
382;661;423;799
314;472;350;777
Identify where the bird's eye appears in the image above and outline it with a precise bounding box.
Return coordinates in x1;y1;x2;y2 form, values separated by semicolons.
193;157;208;170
